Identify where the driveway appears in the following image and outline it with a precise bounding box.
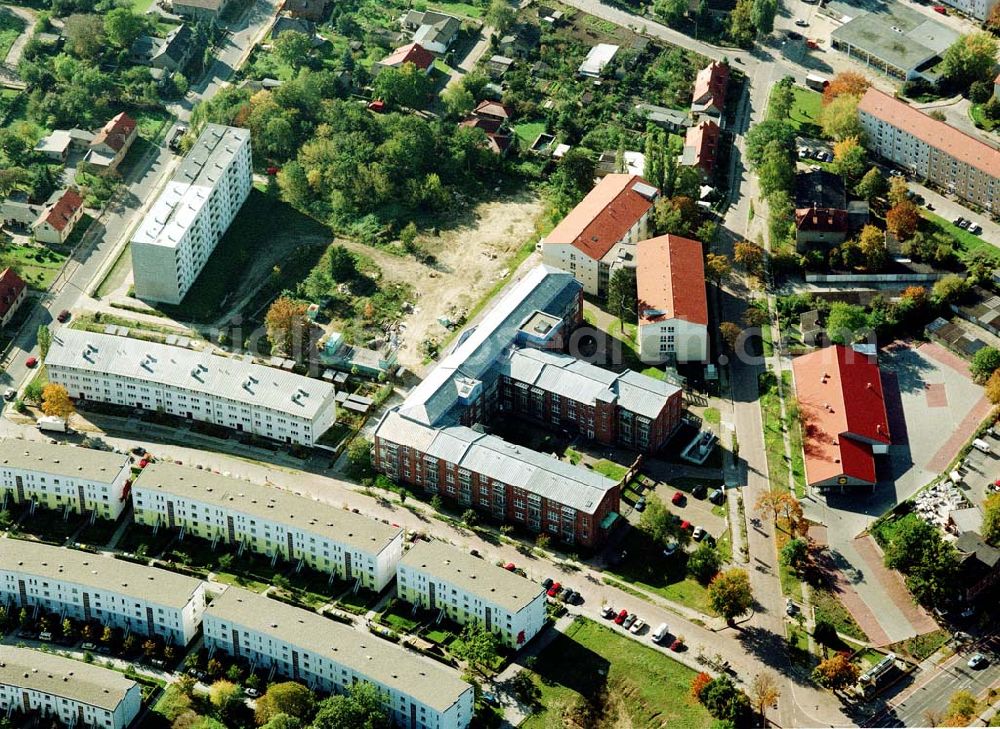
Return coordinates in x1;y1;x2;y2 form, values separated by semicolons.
1;4;37;68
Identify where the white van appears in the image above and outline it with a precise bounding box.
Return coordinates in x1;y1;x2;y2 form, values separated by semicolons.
651;623;669;643
973;438;992;454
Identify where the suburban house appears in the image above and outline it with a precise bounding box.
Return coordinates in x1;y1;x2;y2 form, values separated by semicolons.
635;103;691;133
271;16;321;43
791;345;891;493
85;112;138;172
681;119;721;179
578;43;618;78
459;116;514;155
691;61;729;117
376;42;435;74
473;100;513;122
171;0;231;20
794;169;869;251
401;10;460;54
955;531;1000;603
635;235;709;364
0;268;26;328
130;24;194;72
541;173;659;296
32;128;93;162
0;197;43;232
486;54;514;77
32;187;84;245
497;23;539;59
281;0;329;20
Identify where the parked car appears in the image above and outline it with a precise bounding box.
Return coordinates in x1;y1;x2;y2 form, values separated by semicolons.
630;618;646;634
663;539;680;557
622;613;637;629
671;491;685;506
57;309;71;323
481;692;500;707
25;356;38;368
601;605;616;619
542;577;554;590
244;687;260;698
692;484;708;499
81;642;96;651
503;562;516;571
692;526;707;541
614;609;629;625
679;520;693;532
3;388;15;402
969;223;982;234
652;623;669;643
954;217;966;226
968;653;988;669
547;582;562;597
634;497;646;512
470;549;482;558
786;598;798;616
933;4;947;12
708;489;725;505
560;588;574;603
670;638;684;651
958;219;971;230
787;30;803;39
794;18;809;25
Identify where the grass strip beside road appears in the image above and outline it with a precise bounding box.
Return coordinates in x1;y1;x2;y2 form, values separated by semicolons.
758;371;790;492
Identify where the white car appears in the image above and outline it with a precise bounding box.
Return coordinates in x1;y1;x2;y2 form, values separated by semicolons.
2;388;14;402
968;653;988;669
630;618;646;635
794;18;809;26
692;526;707;541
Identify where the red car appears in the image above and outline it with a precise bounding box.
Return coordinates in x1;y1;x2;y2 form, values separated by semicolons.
25;356;38;368
138;459;150;469
367;100;386;113
57;310;71;323
614;609;629;625
933;5;947;12
504;562;516;571
671;491;684;506
547;581;561;597
680;520;693;532
266;166;279;176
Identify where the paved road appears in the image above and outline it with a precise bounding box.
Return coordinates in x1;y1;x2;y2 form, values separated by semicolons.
2;3;37;68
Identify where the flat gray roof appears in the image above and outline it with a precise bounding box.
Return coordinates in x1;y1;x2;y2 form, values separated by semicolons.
0;539;203;609
831;4;958;72
0;647;136;711
46;329;335;420
0;439;130;484
206;587;473;713
134;462;402;556
399;540;544;614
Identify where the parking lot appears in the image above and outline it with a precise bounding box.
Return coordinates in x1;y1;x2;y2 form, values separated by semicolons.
953;426;1000;511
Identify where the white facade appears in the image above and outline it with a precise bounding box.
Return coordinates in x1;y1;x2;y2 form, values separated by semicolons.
858;111;931;178
204;587;475;729
638;318;708;365
396;540;547;648
45;329;337;446
132;462;404;590
0;439;133;520
0;540;208;646
0;647;142;729
936;0;994;21
542;242;603;295
131;124;251;305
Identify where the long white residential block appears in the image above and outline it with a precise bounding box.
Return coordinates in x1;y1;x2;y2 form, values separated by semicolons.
45;329;337;446
131;124;252;304
0;646;142;729
132;462;404;590
0;540;208;646
397;540;547;648
204;587;475;729
0;439;133;520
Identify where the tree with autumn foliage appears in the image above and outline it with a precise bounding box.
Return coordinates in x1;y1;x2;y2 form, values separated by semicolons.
734;241;765;276
265;297;309;356
832;136;867;181
857;225;887;272
705;254;732;285
41;384;75;419
813;653;859;692
887;176;910;207
720;322;742;351
690;671;713;701
708;568;754;624
822;72;871;105
986;369;1000;405
886;200;920;241
756;490;807;537
820;93;864;141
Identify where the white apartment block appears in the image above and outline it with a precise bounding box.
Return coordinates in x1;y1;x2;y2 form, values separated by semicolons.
45;329;337;447
0;646;142;729
0;439;133;520
132;462;404;591
0;540;208;646
131;124;251;304
396;540;547;648
204;587;475;729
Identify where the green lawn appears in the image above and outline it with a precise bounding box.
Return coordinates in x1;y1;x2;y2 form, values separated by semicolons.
787;87;823;136
811;586;868;642
0;243;68;290
131;107;173;143
521;617;712;729
132;0;157;11
888;629;949;662
758;372;790;493
0;7;25;62
782;371;806;498
95;243;133;299
429;0;483;16
592;459;628;481
702;407;720;425
970;103;998;132
921;211;1000;264
514;121;547;146
870;512;921;550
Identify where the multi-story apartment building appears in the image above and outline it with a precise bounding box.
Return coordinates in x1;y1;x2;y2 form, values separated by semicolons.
497;347;683;452
635;234;709;365
374;410;620;548
45;329;337;446
396;540;546;648
0;647;142;729
203;587;475;729
132;462;403;590
858;88;1000;211
131;124;251;304
0;439;133;520
0;540;208;646
541;174;659;296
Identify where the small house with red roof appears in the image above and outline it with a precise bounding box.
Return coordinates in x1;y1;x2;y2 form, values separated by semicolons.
32;188;84;245
791;345;891;493
691;61;729;117
635;235;708;364
85;112;138;172
541;174;659;297
376;42;435;74
0;268;26;328
459;116;514;156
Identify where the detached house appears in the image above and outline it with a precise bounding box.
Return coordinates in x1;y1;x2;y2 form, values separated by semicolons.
32;188;84;245
376;42;435;74
794;170;868;251
460;101;515;156
0;268;26;328
282;0;329;20
691;61;729;117
401;10;460;54
130;24;194;72
792;345;891;493
85;112;138;172
171;0;230;20
681;119;720;180
541;173;659;296
636;235;709;364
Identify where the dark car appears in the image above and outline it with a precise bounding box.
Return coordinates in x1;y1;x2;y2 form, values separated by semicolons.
786;30;802;39
57;309;71;323
25;356;38;368
470;549;482;558
692;484;708;499
708;489;725;505
634;497;646;512
542;577;554;590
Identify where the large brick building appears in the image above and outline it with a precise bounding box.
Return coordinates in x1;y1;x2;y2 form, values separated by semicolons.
858;88;1000;212
373;265;683;548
